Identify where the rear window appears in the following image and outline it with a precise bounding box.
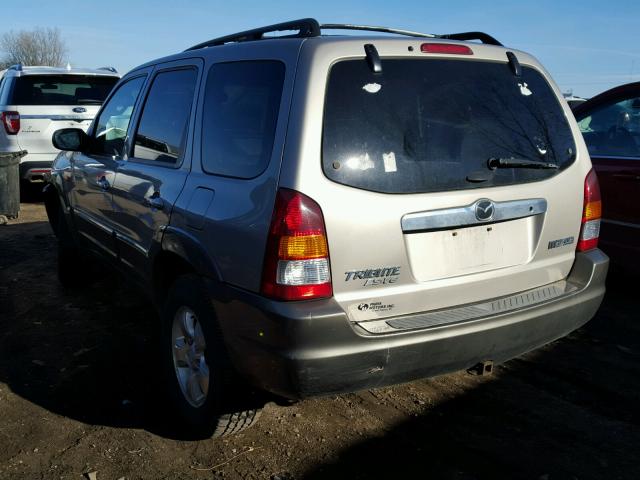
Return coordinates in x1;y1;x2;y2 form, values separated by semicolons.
9;75;118;106
322;59;576;194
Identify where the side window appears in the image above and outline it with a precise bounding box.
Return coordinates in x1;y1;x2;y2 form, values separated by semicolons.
578;96;640;158
201;61;285;178
93;76;145;158
0;76;9;104
133;68;197;164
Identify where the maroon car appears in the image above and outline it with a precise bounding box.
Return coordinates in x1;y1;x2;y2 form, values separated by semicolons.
573;82;640;271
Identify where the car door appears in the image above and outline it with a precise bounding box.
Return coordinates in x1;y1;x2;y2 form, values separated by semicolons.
69;73;148;257
109;60;201;278
575;88;640;267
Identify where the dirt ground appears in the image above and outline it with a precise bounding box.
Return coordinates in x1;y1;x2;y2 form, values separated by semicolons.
0;200;638;480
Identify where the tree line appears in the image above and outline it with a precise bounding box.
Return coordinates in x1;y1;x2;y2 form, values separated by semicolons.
0;27;68;69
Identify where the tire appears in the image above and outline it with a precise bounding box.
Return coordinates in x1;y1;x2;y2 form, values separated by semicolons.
162;274;261;438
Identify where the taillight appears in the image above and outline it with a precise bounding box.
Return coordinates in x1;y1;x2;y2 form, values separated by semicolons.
420;43;473;55
261;189;332;301
1;111;20;135
577;169;601;252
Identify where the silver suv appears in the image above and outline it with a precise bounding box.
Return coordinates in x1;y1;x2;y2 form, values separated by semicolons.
0;65;119;183
43;19;608;437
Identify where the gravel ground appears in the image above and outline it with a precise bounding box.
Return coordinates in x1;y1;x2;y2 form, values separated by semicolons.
0;201;638;480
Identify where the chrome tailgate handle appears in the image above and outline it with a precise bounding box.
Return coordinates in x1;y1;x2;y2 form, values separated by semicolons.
402;198;547;233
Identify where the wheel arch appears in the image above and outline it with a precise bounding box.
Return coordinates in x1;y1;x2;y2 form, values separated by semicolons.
152;226;224;305
42;181;73;238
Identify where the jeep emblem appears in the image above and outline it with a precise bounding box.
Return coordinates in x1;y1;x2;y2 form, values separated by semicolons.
475;199;494;222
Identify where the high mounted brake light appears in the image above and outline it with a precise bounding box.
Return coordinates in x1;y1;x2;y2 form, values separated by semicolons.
261;189;332;301
420;43;473;55
1;111;20;135
577;169;601;252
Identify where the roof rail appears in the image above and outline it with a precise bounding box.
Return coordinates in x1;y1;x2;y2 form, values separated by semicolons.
438;32;502;46
321;23;436;39
185;18;321;51
7;64;23;71
184;19;502;51
97;66;118;73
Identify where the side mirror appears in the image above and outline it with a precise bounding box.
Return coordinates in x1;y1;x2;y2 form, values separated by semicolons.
52;128;89;152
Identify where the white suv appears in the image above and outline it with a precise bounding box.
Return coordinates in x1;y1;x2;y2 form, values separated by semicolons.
0;65;119;183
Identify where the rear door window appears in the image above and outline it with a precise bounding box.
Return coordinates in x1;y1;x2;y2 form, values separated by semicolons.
8;75;118;105
322;59;576;194
201;61;285;178
133;68;197;164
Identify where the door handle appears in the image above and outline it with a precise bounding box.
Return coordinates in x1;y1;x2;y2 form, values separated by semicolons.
145;193;164;210
97;176;110;190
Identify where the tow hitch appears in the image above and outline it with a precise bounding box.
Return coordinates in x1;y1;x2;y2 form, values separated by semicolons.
467;360;494;376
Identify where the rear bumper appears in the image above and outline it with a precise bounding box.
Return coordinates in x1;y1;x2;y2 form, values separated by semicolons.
213;250;608;400
18;153;57;182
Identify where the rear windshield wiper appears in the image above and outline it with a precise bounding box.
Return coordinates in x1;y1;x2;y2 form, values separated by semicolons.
77;99;103;105
488;157;559;170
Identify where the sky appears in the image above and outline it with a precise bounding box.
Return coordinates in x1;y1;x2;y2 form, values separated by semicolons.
2;0;639;98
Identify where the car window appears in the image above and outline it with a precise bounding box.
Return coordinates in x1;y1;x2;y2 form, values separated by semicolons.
8;75;117;106
0;75;12;104
201;61;285;178
92;76;145;158
578;96;640;158
323;59;576;194
133;68;197;164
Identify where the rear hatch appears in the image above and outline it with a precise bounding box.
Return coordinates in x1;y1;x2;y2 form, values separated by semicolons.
287;40;588;330
7;74;118;153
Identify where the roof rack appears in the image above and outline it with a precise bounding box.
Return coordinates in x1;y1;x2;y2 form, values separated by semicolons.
185;18;321;51
97;66;118;73
438;31;502;46
321;23;436;39
7;64;23;71
321;24;502;45
184;19;502;51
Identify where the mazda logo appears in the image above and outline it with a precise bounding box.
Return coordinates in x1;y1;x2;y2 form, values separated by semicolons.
475;199;495;221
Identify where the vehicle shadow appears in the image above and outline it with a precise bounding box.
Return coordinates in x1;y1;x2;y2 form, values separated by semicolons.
302;276;640;480
1;215;638;467
0;218;262;441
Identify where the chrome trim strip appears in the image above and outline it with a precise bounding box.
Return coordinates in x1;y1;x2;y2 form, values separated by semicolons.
20;115;92;121
601;218;640;229
401;198;547;232
590;154;640;161
356;280;577;334
75;209;148;256
77;230;118;258
115;233;149;257
74;208;112;234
